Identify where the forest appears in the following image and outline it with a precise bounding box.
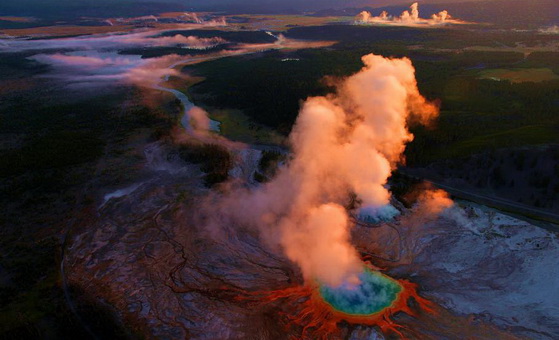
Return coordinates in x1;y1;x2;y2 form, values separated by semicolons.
185;24;559;213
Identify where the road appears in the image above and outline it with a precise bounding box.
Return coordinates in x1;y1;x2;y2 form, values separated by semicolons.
399;169;559;230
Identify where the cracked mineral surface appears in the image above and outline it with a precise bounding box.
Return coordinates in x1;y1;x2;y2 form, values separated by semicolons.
65;143;559;339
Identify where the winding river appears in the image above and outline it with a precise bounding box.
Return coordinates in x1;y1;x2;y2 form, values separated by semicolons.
156;72;221;133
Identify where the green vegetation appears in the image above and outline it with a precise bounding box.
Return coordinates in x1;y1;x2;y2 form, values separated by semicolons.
259;150;284;172
479;68;559;83
449;125;558;157
183;25;559;214
525;52;559;74
186;26;559;165
0;131;104;177
186;50;342;134
205;108;285;145
178;143;232;186
255;150;285;182
407;75;559;165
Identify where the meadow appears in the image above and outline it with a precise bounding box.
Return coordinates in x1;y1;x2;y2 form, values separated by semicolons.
478;68;559;83
184;25;559;163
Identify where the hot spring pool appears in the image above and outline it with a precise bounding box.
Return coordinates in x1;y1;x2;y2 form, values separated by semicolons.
319;268;402;315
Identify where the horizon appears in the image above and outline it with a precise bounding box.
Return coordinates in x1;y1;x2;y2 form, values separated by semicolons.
0;0;553;15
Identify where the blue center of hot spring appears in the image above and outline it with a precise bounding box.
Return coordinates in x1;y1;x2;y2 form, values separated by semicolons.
319;268;402;315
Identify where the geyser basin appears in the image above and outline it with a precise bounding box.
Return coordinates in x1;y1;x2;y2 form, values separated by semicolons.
247;266;433;338
319;268;402;315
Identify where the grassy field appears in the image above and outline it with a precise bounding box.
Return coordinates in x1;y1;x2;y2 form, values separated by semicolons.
463;41;559;54
165;75;206;91
479;68;559;83
438;125;559;159
0;22;229;38
0;25;134;37
168;74;285;145
208;108;285;145
183;25;559;166
232;14;352;31
0;13;349;38
0;16;35;22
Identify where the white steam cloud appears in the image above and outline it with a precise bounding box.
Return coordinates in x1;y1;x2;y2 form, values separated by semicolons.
176;12;227;27
203;53;439;287
29;52;183;88
109;12;227;27
0;31;226;53
356;2;466;27
539;25;559;35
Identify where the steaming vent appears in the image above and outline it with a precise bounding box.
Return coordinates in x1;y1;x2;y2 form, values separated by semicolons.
357;204;400;224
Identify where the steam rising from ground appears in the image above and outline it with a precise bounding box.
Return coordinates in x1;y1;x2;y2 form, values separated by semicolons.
539;25;559;35
4;22;442;287
415;188;454;216
204;54;439;287
0;25;229;88
0;31;226;53
29;52;184;88
356;2;467;27
5;29;332;90
106;12;227;27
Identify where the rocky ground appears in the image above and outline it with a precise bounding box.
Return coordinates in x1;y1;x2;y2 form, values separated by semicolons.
64;140;559;339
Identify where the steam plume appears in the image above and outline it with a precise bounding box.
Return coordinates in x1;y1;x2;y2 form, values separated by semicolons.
21;30;333;91
356;2;466;27
539;25;559;35
181;12;203;24
2;31;226;53
30;53;183;88
203;54;439;287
